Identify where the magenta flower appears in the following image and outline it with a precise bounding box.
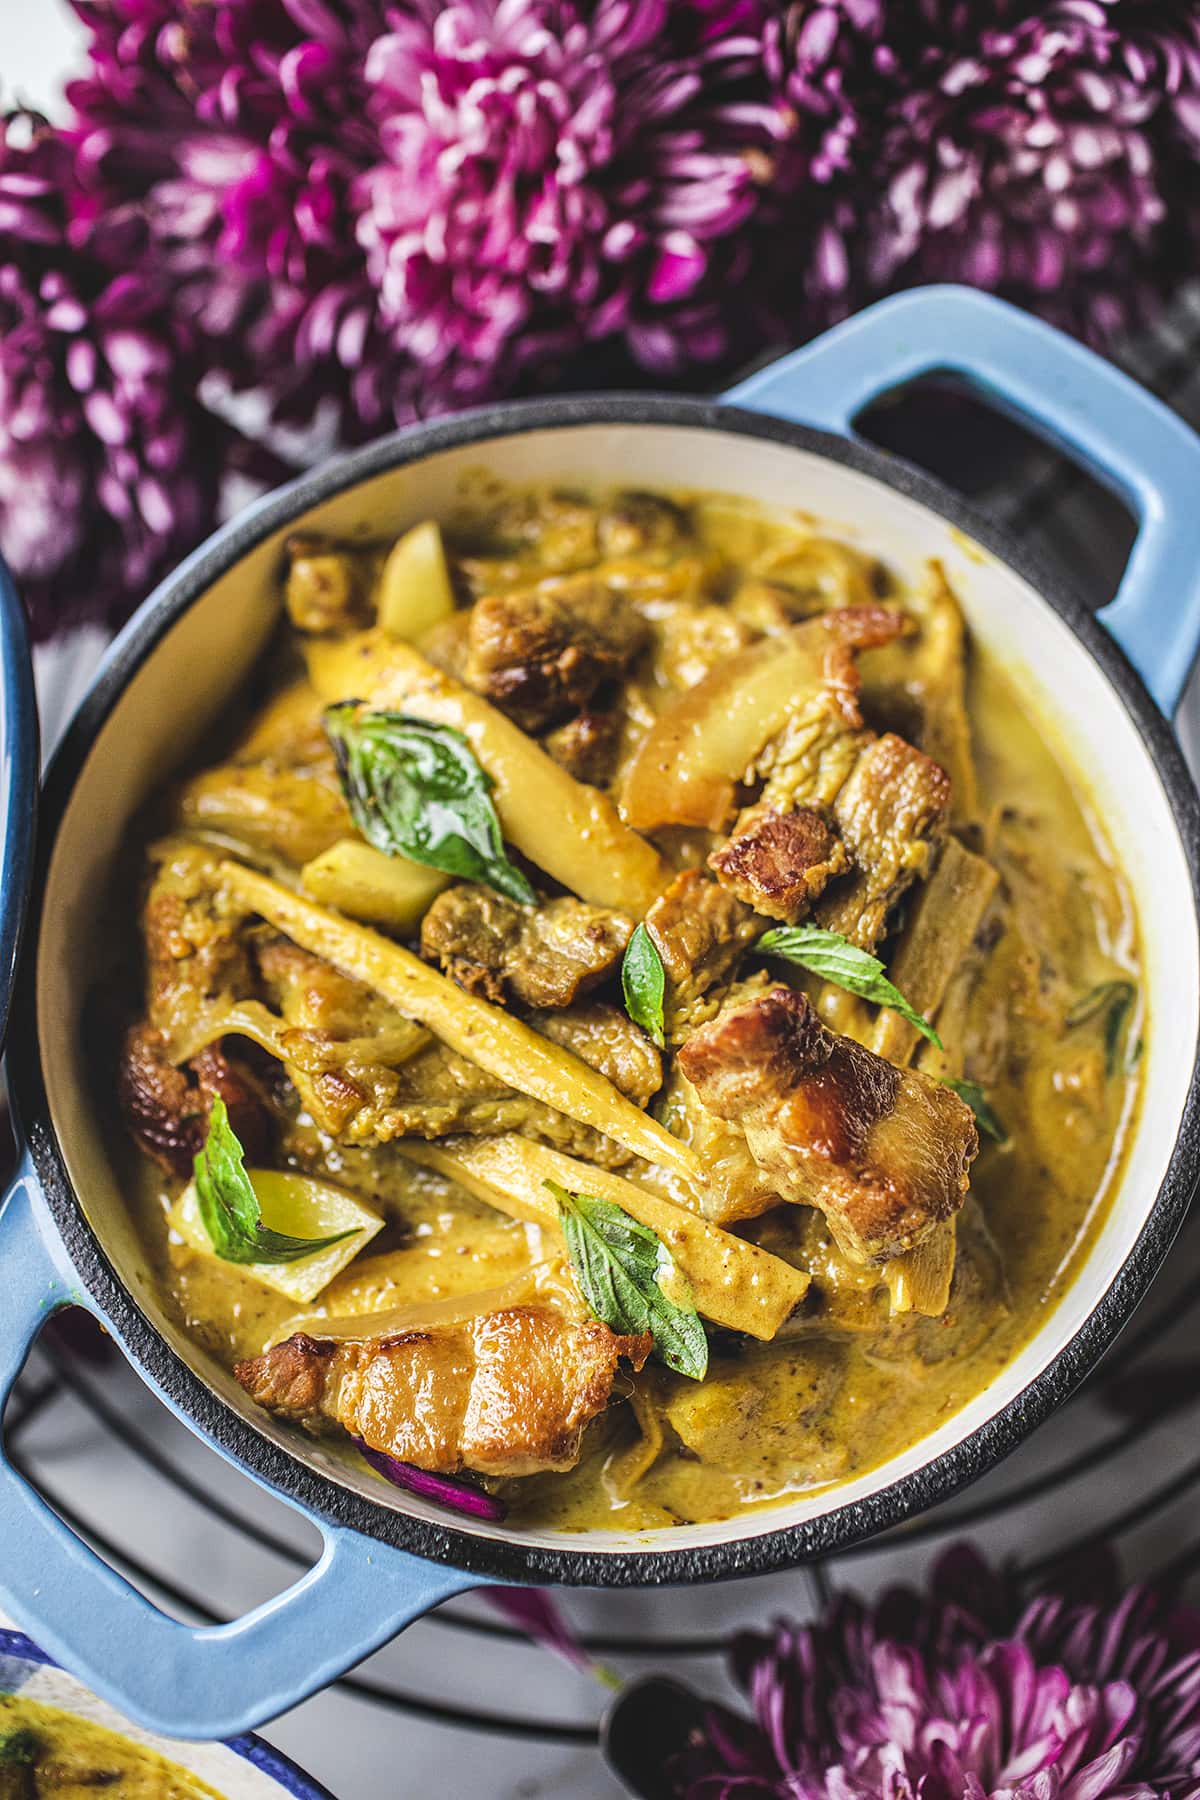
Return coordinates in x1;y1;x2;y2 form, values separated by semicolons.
761;1;1200;346
670;1546;1200;1800
0;110;244;639
69;0;786;436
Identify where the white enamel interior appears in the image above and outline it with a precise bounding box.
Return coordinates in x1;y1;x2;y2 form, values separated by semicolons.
36;422;1200;1561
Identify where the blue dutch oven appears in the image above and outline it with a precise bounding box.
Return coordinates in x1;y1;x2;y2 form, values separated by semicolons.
1;287;1198;1740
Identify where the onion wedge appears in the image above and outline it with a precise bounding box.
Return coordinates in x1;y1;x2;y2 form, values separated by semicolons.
622;607;903;833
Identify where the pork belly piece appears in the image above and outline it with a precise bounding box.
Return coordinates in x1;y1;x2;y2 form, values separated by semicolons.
677;985;977;1262
143;841;257;1047
420;883;633;1009
464;574;648;731
235;1309;652;1477
708;804;849;922
119;842;274;1174
813;732;951;949
255;939;636;1164
534;1002;663;1109
541;704;623;786
656;1067;782;1227
644;869;763;1044
282;531;366;634
117;1024;273;1179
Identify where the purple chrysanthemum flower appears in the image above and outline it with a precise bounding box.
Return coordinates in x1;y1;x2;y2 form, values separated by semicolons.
354;0;780;397
0;110;243;639
670;1546;1200;1800
69;0;785;435
762;0;1200;346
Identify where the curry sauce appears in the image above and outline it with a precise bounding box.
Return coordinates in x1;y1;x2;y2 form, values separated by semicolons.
116;484;1141;1530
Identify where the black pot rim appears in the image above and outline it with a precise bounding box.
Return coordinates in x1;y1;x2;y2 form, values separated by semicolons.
11;393;1200;1589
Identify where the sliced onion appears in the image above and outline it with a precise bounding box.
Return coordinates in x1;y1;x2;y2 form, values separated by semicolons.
274;1259;579;1349
352;1436;507;1522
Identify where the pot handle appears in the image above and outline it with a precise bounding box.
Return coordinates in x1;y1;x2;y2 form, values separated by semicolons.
0;1162;481;1739
0;552;39;1055
724;284;1200;718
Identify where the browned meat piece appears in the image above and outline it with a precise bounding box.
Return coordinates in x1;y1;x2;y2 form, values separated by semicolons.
657;1066;781;1226
256;939;635;1163
644;869;762;1044
814;732;951;948
283;532;364;634
142;841;256;1049
708;804;849;922
118;1024;272;1178
235;1309;652;1477
534;1002;663;1107
420;883;633;1009
541;705;623;786
464;576;648;730
677;985;977;1262
596;491;689;558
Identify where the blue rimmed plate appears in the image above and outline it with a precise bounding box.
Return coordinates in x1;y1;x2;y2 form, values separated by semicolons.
0;1628;334;1797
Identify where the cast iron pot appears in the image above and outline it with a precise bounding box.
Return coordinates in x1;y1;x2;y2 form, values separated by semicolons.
1;287;1198;1742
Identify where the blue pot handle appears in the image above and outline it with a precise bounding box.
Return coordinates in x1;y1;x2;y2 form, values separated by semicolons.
724;284;1200;717
0;1162;482;1738
0;552;38;1055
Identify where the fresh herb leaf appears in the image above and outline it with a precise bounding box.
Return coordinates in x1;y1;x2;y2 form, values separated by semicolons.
547;1179;708;1381
1066;979;1137;1076
942;1077;1010;1146
323;702;536;905
621;922;666;1048
194;1099;359;1266
757;925;943;1050
0;1730;39;1767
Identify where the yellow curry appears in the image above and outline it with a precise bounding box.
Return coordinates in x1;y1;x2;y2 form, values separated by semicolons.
115;484;1141;1530
0;1696;223;1798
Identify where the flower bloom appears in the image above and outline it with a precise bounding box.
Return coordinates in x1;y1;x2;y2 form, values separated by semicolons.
671;1546;1200;1800
0;110;240;638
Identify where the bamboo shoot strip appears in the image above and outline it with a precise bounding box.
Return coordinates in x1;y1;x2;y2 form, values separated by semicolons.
305;631;669;915
870;837;999;1067
218;861;705;1187
405;1136;809;1341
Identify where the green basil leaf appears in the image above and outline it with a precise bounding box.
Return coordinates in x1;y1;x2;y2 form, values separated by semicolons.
0;1730;39;1767
757;925;944;1050
621;922;666;1048
941;1077;1010;1147
323;703;536;906
194;1098;359;1266
1066;979;1137;1077
547;1179;708;1381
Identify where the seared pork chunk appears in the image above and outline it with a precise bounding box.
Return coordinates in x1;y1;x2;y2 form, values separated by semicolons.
814;732;951;948
283;532;364;634
117;1025;272;1178
534;1002;663;1107
656;1067;781;1226
420;884;633;1009
255;939;635;1162
120;842;274;1174
677;984;977;1262
142;841;256;1048
597;491;690;559
465;575;648;731
708;804;849;922
235;1309;652;1477
541;704;622;786
644;870;762;1044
